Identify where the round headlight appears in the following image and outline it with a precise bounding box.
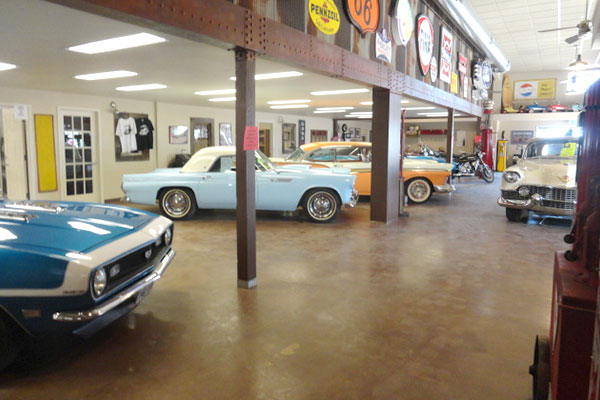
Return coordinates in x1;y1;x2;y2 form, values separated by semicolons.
93;268;107;297
503;171;520;183
164;228;172;246
518;186;530;197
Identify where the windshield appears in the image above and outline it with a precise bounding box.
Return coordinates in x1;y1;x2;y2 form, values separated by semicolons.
285;148;305;161
524;140;579;159
256;150;275;171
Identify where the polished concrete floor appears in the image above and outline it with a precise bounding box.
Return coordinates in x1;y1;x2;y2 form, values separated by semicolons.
0;176;568;399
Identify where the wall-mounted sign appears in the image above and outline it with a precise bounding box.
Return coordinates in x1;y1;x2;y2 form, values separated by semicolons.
513;79;556;100
481;61;492;89
439;26;453;84
376;28;392;63
345;0;380;35
391;0;413;46
462;75;469;98
416;15;434;75
243;126;259;151
14;104;28;120
299;120;306;146
309;0;341;35
430;56;438;83
450;72;458;94
458;53;467;80
472;59;484;90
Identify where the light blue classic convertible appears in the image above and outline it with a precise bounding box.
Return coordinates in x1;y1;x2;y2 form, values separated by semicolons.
0;200;174;370
122;147;358;223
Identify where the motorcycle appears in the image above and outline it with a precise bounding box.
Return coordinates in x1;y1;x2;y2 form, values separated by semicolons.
452;150;495;183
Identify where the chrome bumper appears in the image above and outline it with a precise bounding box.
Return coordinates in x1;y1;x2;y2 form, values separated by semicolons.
347;189;359;207
497;195;574;216
434;184;456;193
120;196;130;203
53;248;176;322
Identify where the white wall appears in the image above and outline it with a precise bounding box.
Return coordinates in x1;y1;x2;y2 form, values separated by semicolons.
405;118;479;154
0;86;333;201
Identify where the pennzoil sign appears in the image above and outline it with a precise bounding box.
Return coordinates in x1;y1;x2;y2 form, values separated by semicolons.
345;0;380;35
309;0;341;35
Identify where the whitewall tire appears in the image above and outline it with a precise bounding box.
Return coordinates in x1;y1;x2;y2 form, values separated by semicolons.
159;188;197;220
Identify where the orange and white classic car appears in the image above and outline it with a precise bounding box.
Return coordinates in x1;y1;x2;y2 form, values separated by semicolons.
275;142;455;204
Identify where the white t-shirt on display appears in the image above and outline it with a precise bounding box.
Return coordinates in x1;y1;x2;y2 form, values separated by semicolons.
115;117;138;153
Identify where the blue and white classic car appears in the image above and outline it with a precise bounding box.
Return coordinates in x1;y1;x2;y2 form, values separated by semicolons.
122;146;358;223
0;200;174;369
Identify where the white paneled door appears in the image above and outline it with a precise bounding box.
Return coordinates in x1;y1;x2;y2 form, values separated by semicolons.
1;108;29;200
58;110;101;203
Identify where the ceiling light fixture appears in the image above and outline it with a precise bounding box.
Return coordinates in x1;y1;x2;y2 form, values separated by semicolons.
195;89;236;96
350;112;373;115
230;71;303;81
311;88;370;96
360;101;373;105
345;114;371;118
401;100;410;104
208;97;236;102
75;70;138;81
313;110;347;114
270;104;310;109
316;107;354;111
0;62;17;71
403;107;436;111
68;33;166;54
267;100;311;105
116;83;166;92
568;54;589;70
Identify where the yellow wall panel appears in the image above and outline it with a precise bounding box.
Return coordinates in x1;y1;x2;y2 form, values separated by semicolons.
34;114;58;192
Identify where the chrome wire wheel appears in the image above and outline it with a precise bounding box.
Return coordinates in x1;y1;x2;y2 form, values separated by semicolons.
304;189;339;223
160;188;196;219
406;179;432;203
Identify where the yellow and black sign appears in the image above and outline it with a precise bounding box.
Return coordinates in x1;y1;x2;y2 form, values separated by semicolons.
309;0;341;35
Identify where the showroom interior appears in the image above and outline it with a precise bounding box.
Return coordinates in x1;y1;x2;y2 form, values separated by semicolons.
0;0;599;399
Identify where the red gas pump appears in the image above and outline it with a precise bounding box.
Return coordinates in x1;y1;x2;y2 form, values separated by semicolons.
529;80;600;400
481;100;495;170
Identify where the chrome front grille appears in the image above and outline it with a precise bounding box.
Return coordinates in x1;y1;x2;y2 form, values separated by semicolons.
501;186;576;210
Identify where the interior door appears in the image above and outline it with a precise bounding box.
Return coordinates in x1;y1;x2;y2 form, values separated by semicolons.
0;108;29;199
259;122;272;156
58;111;101;202
191;118;214;154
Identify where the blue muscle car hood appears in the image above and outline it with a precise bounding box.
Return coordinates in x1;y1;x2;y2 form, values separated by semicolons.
0;201;156;254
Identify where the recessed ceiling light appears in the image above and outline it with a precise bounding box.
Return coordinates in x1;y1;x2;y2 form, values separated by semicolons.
403;107;436;111
208;97;236;102
116;83;167;92
0;62;16;71
270;104;310;109
267;99;311;105
311;88;370;96
313;110;347;114
195;89;236;96
230;71;303;81
68;33;166;54
360;101;373;105
75;70;138;81
316;107;354;110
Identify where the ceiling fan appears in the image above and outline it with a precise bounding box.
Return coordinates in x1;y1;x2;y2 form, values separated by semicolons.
537;0;593;44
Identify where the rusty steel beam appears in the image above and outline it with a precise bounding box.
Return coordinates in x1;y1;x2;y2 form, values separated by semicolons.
45;0;482;117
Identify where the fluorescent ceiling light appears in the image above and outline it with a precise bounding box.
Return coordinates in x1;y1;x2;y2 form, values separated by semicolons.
75;70;137;81
0;62;17;71
311;88;370;96
195;89;236;96
230;71;303;81
313;110;347;114
350;112;373;115
345;114;371;118
68;33;166;54
403;107;436;111
401;100;410;104
360;101;373;105
270;104;309;109
316;107;354;111
116;83;167;92
267;99;311;105
417;112;448;116
209;97;236;102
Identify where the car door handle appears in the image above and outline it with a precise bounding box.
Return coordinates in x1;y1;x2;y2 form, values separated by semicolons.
200;176;212;180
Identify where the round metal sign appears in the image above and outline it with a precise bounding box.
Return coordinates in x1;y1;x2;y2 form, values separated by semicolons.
430;56;438;83
308;0;341;35
392;0;413;46
482;61;492;89
416;15;434;76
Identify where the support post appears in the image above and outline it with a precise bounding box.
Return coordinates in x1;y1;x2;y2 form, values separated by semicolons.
235;48;257;289
446;108;455;167
370;87;401;223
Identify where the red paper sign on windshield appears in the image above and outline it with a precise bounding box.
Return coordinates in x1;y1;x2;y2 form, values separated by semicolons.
243;126;259;151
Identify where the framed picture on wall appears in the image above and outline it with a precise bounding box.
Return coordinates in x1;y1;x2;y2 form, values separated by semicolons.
169;125;189;144
282;123;297;154
219;123;233;145
510;130;534;145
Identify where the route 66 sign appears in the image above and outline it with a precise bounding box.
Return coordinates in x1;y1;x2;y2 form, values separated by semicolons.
416;15;434;76
345;0;380;35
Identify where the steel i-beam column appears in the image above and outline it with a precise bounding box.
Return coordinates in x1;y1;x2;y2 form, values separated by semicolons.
446;108;455;169
235;48;257;289
371;87;401;223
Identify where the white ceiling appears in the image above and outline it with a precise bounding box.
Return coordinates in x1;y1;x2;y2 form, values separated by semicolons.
466;0;599;72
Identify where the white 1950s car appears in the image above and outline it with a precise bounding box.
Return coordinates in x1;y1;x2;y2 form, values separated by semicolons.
498;137;578;222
